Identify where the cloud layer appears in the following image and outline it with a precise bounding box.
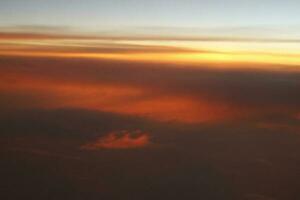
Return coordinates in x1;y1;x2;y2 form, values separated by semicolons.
0;56;299;124
0;48;300;200
1;29;300;66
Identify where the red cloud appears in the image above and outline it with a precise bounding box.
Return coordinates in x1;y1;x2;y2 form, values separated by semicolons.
81;130;150;150
296;113;300;120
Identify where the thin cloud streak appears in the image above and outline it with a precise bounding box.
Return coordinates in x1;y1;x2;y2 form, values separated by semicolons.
1;30;300;67
1;31;300;43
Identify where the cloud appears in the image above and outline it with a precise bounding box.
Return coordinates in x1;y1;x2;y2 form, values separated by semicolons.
0;56;299;124
81;130;150;150
2;107;300;200
6;147;80;160
244;193;276;200
1;29;300;199
2;29;300;67
1;29;300;43
258;122;300;134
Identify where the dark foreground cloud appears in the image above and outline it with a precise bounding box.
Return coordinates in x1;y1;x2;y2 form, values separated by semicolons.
0;108;234;200
1;56;300;200
1;108;300;200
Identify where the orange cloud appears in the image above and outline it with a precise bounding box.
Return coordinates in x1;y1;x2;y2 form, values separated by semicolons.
1;57;299;124
0;71;234;123
81;131;150;150
2;30;300;68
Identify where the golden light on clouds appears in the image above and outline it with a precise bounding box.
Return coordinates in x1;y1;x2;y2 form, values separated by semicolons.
1;55;298;124
1;31;299;124
1;31;300;70
1;50;300;70
0;72;233;123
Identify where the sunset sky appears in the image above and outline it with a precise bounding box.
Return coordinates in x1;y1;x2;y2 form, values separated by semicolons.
1;1;300;200
1;0;300;67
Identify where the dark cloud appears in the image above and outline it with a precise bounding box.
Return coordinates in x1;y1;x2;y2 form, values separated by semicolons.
0;108;235;200
1;56;300;200
1;108;300;200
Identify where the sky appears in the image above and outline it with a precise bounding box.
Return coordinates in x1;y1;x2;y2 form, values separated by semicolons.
1;0;300;67
1;0;300;28
1;1;300;200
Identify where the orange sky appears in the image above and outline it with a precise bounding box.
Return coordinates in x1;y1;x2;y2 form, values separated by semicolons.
1;31;300;70
0;31;299;124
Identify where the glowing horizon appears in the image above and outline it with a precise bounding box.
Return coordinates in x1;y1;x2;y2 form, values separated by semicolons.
1;30;300;70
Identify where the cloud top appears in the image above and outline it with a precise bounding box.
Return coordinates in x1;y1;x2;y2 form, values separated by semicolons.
81;130;150;150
